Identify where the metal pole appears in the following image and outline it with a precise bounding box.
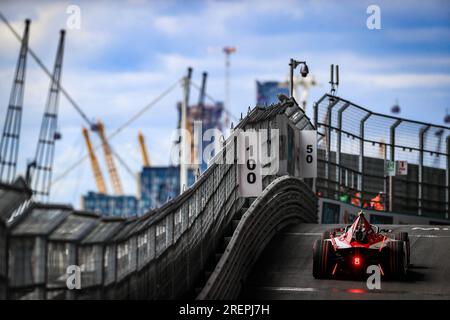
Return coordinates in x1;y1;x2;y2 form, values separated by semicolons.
337;103;349;189
418;125;430;215
383;143;387;209
446;135;449;219
225;52;231;113
359;113;371;207
180;67;192;194
389;120;401;212
291;60;295;98
325;98;339;197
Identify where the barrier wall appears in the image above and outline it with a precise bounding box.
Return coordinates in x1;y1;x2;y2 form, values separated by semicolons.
197;176;317;300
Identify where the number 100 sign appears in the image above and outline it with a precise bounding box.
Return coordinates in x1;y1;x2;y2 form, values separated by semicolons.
238;150;263;198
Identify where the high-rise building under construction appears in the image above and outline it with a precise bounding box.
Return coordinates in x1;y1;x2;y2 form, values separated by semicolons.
177;101;224;173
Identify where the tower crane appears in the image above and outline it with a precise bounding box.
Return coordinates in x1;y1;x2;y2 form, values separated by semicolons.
138;130;151;167
93;120;123;195
82;127;107;194
0;19;30;184
0;13;140;196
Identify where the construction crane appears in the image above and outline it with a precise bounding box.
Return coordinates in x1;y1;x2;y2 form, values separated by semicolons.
31;29;65;200
82;127;107;194
138;130;151;167
94;120;123;195
0;13;142;194
0;19;30;184
198;72;207;110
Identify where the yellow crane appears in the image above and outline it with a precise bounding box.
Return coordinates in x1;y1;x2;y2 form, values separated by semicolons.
95;120;123;195
138;131;151;167
82;127;107;194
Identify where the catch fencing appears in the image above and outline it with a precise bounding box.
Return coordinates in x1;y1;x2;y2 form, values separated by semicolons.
314;94;449;219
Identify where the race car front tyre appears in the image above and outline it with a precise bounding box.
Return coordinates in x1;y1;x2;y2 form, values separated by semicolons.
394;232;410;266
386;241;407;278
313;239;334;279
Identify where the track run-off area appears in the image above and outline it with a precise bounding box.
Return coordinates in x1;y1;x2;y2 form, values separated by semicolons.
240;224;450;300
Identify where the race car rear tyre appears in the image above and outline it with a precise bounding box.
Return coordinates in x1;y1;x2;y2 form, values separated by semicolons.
394;232;410;265
386;241;407;278
313;239;334;279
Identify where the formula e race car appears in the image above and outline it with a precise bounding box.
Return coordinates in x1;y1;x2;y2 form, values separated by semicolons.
313;211;410;279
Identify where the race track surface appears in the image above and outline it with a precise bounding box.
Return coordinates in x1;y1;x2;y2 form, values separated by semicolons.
240;224;450;300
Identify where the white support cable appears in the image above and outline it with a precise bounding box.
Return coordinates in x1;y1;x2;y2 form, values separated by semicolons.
1;11;182;187
0;11;92;126
110;146;135;179
51;79;182;187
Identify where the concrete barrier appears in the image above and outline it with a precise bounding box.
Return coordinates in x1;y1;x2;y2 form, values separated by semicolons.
197;176;317;300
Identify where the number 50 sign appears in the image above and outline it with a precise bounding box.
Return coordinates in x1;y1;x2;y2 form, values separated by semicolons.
300;131;317;178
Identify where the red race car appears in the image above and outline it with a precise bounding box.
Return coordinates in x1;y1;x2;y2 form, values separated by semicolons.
313;211;410;279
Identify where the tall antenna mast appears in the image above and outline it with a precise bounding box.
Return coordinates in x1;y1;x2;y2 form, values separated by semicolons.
223;47;236;126
329;64;339;97
0;19;30;184
31;29;65;201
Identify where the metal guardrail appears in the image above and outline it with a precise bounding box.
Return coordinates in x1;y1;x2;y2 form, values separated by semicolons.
6;157;241;299
314;94;449;219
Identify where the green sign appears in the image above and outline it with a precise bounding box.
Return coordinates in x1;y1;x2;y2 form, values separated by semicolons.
385;160;396;176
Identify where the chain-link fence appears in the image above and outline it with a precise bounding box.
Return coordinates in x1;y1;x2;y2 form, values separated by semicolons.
314;94;449;220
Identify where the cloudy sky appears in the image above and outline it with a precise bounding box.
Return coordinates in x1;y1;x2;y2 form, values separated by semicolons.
0;0;449;207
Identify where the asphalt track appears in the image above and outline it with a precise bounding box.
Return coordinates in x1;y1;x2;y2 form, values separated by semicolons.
240;224;450;300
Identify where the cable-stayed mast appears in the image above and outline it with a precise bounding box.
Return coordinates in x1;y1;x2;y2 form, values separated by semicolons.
0;19;30;183
31;30;65;200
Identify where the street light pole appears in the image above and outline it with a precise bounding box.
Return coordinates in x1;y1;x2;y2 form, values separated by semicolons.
289;58;295;97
